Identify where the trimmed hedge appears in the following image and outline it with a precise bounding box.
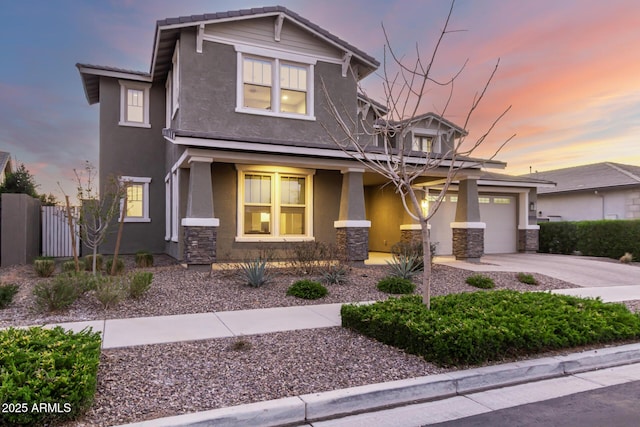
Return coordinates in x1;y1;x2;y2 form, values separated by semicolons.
539;220;640;259
287;280;328;300
0;326;101;425
341;290;640;367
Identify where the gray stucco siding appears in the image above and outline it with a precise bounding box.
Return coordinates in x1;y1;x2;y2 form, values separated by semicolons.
177;30;357;145
98;77;167;254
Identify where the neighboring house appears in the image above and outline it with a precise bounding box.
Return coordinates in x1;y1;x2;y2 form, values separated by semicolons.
77;6;546;265
523;162;640;222
0;151;12;186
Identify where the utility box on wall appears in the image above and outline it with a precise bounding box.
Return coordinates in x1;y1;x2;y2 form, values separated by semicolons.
1;193;41;266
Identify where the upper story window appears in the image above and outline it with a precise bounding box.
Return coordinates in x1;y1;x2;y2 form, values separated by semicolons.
411;130;442;153
236;46;315;121
119;81;151;128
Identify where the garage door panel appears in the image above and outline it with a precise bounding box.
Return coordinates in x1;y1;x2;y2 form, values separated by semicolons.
480;196;517;254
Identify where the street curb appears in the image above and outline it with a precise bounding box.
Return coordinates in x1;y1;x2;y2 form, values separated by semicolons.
114;342;640;427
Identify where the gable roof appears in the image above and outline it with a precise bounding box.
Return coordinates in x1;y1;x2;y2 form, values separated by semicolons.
521;162;640;194
77;5;379;105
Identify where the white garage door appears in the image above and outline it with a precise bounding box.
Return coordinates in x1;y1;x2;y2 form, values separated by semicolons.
480;195;517;254
427;194;517;255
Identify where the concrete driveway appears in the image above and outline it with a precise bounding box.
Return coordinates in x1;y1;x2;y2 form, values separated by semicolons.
437;253;639;288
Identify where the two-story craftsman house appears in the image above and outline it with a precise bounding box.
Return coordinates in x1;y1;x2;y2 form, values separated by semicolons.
77;6;546;266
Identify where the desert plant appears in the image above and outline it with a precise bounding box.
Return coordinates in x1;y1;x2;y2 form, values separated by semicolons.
62;260;79;273
84;254;103;272
135;250;154;267
32;275;79;312
0;283;19;309
620;252;634;264
228;337;252;351
466;274;495;289
286;241;332;274
105;257;126;275
33;257;56;278
0;326;101;425
517;272;538;285
387;253;422;280
94;276;125;310
390;240;437;269
287;279;328;299
129;271;153;298
377;276;416;294
240;258;270;287
321;263;349;285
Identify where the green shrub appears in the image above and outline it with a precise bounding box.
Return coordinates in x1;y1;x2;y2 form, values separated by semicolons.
62;260;80;273
517;272;538;285
63;270;99;293
94;276;125;310
105;257;126;275
321;263;349;285
466;274;495;289
84;254;103;272
377;276;416;294
287;279;328;299
0;283;19;309
240;258;270;287
129;271;153;298
539;220;640;259
387;254;422;280
341;291;640;367
33;257;56;278
32;275;79;312
135;250;154;267
0;326;101;425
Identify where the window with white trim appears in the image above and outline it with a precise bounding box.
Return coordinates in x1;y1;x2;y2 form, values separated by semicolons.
120;177;151;222
411;130;442;153
119;81;151;128
171;41;180;117
236;49;314;120
237;166;314;240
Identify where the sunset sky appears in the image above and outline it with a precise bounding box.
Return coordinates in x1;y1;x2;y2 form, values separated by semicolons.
1;0;639;199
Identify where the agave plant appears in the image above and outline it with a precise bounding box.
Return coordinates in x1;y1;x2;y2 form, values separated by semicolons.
386;253;422;280
240;258;270;287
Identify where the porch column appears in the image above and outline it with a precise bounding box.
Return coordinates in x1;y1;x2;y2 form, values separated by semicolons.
182;157;219;267
400;194;429;245
451;178;485;261
518;189;540;253
334;169;370;262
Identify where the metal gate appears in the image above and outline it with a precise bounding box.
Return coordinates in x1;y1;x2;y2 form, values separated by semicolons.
41;206;80;257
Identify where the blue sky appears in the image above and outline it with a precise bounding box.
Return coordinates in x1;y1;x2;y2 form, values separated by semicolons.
2;0;640;200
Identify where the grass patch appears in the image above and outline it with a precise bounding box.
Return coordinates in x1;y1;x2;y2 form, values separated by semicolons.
465;274;495;289
0;326;101;425
341;290;640;367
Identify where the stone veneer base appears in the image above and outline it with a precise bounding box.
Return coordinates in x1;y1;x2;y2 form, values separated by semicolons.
452;228;484;260
184;226;217;265
335;227;369;262
518;228;539;253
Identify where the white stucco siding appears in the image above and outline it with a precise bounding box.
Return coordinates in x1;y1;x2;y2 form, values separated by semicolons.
537;189;638;221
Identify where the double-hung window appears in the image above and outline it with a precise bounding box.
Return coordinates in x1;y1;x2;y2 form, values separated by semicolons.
411;130;442;153
119;81;151;128
120;176;151;222
236;47;315;120
237;166;314;241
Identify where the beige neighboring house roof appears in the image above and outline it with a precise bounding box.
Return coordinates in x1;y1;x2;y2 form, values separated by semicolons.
0;151;12;183
521;162;640;195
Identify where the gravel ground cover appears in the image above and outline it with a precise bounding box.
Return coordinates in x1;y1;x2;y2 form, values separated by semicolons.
1;256;638;426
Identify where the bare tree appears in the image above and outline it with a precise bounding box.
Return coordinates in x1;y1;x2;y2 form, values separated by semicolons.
322;0;513;308
73;162;124;275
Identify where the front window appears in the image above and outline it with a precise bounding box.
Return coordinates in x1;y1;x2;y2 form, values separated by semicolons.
238;166;314;240
413;135;433;152
120;176;151;222
236;49;315;120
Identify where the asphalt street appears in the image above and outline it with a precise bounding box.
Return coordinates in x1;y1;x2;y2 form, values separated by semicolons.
430;380;640;427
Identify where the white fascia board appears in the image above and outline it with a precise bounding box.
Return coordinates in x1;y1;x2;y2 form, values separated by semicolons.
77;65;151;82
479;179;556;189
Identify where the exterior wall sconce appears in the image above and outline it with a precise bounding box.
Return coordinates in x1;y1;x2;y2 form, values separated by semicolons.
529;201;536;212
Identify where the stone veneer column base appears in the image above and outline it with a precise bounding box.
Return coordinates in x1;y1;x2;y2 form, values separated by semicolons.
183;226;217;265
452;228;484;260
335;227;369;262
518;228;539;253
400;229;423;245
